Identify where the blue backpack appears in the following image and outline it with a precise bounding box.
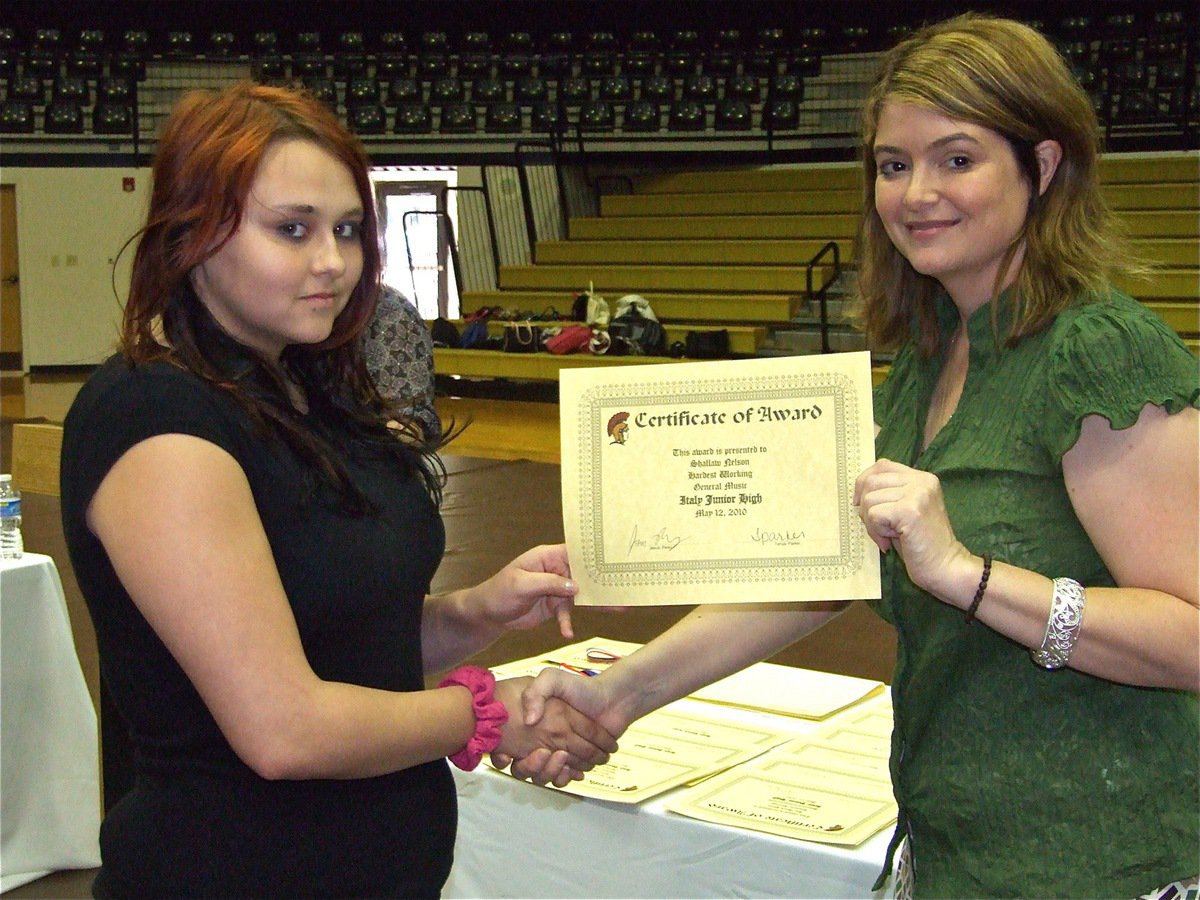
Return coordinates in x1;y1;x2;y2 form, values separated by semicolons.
459;318;489;349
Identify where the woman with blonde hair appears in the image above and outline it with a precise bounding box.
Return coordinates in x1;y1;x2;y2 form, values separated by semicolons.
60;82;615;898
512;15;1198;897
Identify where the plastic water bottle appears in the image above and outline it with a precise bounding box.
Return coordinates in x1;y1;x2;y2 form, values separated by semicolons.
0;474;23;559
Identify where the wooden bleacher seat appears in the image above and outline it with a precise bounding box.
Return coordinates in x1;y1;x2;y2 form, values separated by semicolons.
432;347;687;381
458;291;801;324
434;317;768;356
1144;301;1200;354
567;212;857;241
535;238;850;266
1143;301;1200;336
11;422;63;496
599;187;863;217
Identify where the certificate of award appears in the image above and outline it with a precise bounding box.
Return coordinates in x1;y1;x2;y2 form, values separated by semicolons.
560;352;880;605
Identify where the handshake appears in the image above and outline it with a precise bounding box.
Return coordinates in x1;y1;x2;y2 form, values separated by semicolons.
487;665;631;787
446;543;647;787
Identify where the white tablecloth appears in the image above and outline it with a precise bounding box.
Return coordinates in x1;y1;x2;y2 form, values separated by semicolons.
444;703;895;899
1;554;102;892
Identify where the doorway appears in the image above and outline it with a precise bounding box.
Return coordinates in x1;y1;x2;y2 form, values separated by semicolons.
374;170;460;320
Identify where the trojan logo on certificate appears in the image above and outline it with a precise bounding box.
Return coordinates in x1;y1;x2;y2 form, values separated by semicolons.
560;352;881;605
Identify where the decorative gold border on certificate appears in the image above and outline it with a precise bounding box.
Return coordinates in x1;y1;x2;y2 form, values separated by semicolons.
576;371;864;587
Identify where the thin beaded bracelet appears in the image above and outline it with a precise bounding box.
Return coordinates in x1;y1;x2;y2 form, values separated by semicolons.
963;552;993;625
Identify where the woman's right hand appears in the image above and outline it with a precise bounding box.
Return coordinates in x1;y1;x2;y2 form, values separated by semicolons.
495;670;636;781
491;676;618;787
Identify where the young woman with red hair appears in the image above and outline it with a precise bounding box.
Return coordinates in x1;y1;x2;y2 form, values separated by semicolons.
60;83;615;898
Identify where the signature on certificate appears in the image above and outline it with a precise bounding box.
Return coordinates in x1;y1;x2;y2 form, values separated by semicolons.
628;524;689;556
750;527;805;546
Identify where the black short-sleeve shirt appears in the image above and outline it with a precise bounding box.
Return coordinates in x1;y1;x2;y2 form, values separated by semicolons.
61;356;454;898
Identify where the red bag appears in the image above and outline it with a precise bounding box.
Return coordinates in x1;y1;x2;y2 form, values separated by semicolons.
545;325;593;355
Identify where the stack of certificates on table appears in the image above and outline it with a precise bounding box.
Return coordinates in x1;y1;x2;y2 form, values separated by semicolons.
488;637;897;847
663;692;896;847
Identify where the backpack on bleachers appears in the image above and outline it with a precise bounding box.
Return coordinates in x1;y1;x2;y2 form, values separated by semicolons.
609;294;666;355
459;308;493;348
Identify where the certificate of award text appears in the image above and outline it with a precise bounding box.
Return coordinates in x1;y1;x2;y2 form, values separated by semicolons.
561;352;881;605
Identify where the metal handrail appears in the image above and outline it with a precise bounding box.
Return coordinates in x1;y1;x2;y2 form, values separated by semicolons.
514;139;568;259
762;59;778;162
401;208;460;317
438;181;501;290
805;240;842;354
560;121;629;214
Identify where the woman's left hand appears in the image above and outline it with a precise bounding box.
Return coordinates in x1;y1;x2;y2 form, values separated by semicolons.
854;458;973;597
473;543;578;638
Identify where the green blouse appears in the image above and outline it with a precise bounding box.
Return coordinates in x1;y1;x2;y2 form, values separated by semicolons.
872;287;1199;897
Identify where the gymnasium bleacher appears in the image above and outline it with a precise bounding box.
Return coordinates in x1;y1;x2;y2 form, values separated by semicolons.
1;2;1196;389
1;7;1195;150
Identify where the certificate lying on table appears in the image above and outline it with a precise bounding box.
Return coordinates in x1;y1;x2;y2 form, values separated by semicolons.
690;661;885;720
665;694;897;847
561;352;880;605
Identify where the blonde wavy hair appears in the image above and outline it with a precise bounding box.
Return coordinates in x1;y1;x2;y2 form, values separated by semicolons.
854;14;1143;357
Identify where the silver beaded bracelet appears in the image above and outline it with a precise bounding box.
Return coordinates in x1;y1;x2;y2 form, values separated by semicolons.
1030;577;1087;670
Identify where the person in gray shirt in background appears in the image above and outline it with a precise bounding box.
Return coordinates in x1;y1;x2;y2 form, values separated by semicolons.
363;283;441;439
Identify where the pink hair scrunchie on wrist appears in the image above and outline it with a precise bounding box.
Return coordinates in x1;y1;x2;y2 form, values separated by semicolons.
438;665;508;770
